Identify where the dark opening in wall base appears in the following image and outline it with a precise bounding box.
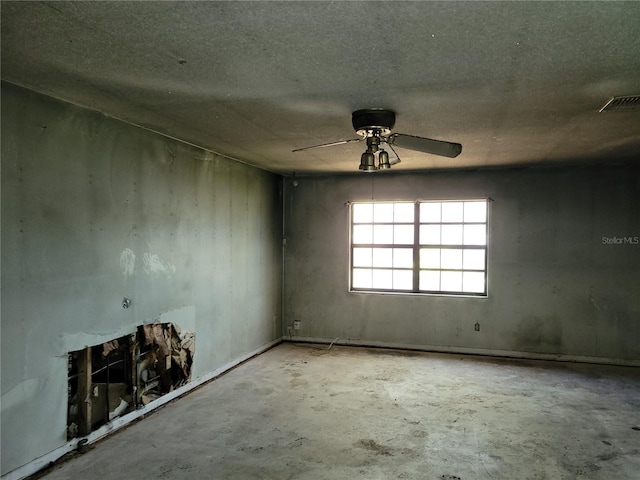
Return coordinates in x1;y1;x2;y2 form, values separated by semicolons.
67;323;195;440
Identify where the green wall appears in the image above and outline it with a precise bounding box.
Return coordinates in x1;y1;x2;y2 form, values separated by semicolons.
1;84;283;475
284;167;640;362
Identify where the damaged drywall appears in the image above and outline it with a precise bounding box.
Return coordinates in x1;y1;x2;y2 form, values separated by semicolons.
67;323;195;439
1;84;282;477
137;323;195;405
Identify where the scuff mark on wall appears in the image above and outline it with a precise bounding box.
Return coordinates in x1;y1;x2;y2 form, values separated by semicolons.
119;248;136;277
588;294;604;312
142;252;176;275
120;250;177;277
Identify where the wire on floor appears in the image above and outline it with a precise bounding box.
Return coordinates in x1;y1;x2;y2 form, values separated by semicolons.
290;338;341;353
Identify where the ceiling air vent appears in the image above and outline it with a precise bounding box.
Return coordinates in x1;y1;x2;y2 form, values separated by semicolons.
599;95;640;112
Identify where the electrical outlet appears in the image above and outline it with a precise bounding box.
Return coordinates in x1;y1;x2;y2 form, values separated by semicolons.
293;320;301;330
474;322;480;332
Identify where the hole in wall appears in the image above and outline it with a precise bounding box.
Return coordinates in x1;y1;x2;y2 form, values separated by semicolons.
136;323;195;406
67;323;195;440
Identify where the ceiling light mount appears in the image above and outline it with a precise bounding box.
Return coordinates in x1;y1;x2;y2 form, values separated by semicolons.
352;108;396;138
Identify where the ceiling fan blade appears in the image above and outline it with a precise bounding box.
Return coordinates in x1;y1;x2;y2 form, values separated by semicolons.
380;141;401;165
388;133;462;158
292;138;361;152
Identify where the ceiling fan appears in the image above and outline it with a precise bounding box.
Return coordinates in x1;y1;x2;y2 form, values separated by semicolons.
292;109;462;172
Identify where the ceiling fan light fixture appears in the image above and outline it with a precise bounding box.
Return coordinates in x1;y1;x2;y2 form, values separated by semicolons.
378;150;391;170
359;151;376;171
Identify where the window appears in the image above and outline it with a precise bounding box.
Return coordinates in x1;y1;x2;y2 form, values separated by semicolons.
350;200;488;296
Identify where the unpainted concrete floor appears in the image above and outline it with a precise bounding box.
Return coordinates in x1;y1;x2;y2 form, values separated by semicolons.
38;343;640;480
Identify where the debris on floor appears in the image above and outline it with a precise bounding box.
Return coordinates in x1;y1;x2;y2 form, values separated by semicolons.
354;438;393;456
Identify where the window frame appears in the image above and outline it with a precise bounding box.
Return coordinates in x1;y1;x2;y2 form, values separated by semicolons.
349;199;489;297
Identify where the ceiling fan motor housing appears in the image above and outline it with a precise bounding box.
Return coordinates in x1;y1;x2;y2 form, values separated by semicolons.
352;109;396;137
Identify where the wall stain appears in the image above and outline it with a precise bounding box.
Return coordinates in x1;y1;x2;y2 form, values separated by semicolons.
515;315;562;352
119;248;136;277
143;252;176;275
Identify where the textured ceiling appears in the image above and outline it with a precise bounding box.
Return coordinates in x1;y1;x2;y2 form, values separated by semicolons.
2;1;640;175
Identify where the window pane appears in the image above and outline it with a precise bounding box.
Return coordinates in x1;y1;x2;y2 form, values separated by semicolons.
464;201;487;222
353;248;372;267
442;202;463;222
393;270;413;290
441;271;462;291
420;270;440;290
352;268;372;288
441;249;463;269
420;248;440;268
373;203;394;223
463;271;485;293
394;225;414;244
372;269;393;289
420;202;441;222
373;225;393;244
351;200;487;295
394;203;414;222
353;225;373;244
353;203;373;223
463;224;486;245
393;248;413;268
463;249;485;270
372;248;392;267
420;225;441;245
441;224;463;245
